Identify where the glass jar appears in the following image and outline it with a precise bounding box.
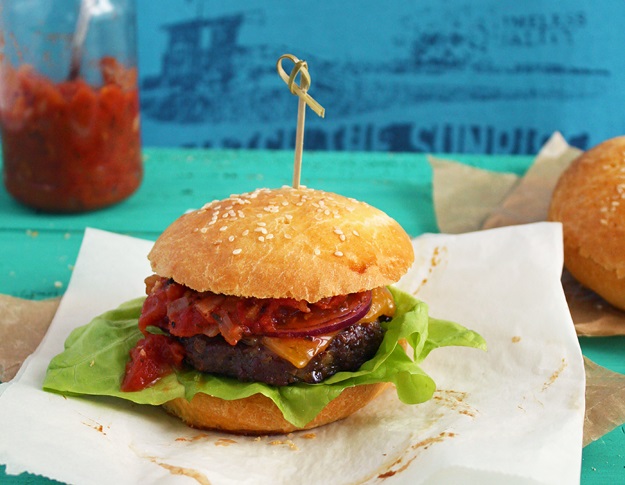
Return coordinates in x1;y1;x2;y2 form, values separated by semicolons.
0;0;142;212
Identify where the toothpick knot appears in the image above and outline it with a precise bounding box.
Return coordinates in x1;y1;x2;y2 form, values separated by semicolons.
276;54;325;118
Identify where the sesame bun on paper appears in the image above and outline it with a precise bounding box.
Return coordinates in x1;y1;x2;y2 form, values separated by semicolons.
549;136;625;311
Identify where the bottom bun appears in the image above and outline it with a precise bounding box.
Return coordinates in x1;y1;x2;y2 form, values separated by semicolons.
564;240;625;311
163;383;389;435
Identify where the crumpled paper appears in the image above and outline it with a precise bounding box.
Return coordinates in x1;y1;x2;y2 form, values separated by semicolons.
0;295;59;381
0;225;584;484
431;131;625;337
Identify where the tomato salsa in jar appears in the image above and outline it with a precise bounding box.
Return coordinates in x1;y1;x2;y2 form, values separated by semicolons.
0;0;142;212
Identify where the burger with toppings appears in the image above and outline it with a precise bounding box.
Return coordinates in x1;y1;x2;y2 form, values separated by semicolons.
44;186;486;434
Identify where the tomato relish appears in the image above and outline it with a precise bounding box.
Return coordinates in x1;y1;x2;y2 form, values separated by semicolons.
0;57;142;212
121;334;185;392
138;275;373;345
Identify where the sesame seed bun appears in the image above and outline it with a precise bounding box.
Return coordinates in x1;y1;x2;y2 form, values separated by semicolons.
548;136;625;310
148;186;415;302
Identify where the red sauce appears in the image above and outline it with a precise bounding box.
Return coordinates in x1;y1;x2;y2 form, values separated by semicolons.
139;276;370;345
0;56;142;212
121;333;185;392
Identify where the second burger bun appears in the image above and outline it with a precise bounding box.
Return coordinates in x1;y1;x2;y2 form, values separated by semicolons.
549;136;625;311
148;186;415;302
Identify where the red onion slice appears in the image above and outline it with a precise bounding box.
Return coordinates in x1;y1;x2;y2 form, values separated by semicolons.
262;291;373;338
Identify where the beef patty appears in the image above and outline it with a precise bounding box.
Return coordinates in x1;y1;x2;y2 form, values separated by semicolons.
178;319;387;386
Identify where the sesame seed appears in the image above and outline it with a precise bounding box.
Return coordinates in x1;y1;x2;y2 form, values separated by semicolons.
258;236;265;242
334;251;344;257
228;235;235;242
255;227;268;234
284;234;292;239
285;214;293;220
333;228;343;235
266;234;274;239
220;226;228;231
242;229;250;236
200;228;208;234
314;249;321;255
233;248;242;255
340;234;346;241
353;230;360;236
257;222;267;226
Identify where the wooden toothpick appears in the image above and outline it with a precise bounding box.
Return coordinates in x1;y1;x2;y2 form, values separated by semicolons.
276;54;325;189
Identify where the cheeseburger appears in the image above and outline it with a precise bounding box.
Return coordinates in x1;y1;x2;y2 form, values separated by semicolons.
121;186;414;433
44;185;485;435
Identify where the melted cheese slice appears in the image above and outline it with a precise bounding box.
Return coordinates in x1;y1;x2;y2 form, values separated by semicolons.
261;287;396;369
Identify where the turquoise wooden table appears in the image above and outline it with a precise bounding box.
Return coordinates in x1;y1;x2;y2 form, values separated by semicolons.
1;149;624;484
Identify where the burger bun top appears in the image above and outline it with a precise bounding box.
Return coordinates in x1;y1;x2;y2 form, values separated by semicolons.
148;186;414;302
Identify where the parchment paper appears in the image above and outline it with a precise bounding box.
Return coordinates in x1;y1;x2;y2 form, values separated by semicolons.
430;131;625;447
0;225;584;484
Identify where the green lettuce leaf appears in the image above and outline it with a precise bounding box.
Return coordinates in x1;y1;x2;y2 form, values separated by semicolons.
43;287;486;427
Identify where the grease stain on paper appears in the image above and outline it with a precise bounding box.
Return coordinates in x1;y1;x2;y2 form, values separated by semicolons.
81;417;109;436
215;438;238;447
542;357;568;392
175;432;211;442
376;431;457;480
148;457;212;485
130;442;212;485
433;389;479;419
350;389;478;483
412;245;448;295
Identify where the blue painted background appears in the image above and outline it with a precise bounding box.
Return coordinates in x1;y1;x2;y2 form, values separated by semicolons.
135;0;625;154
